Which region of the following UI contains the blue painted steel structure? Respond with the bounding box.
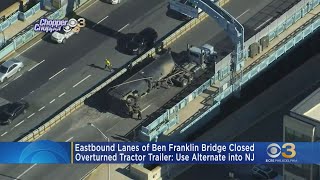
[139,0,320,142]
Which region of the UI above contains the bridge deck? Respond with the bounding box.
[161,4,320,140]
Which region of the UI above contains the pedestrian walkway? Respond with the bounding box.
[3,9,47,40]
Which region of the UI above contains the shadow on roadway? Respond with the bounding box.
[0,174,21,180]
[112,134,131,142]
[165,6,190,21]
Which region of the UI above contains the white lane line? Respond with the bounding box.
[50,99,56,104]
[93,15,109,27]
[14,74,22,80]
[28,60,45,72]
[2,83,9,88]
[14,120,24,128]
[49,68,66,80]
[1,132,7,136]
[118,24,129,32]
[27,113,35,119]
[65,137,74,142]
[58,92,66,98]
[236,9,250,19]
[77,0,99,14]
[38,106,46,111]
[16,164,37,179]
[73,75,91,88]
[142,105,151,112]
[254,17,273,31]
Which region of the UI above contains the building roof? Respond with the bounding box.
[291,87,320,122]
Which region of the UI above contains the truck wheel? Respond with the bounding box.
[126,96,135,106]
[62,39,66,44]
[188,75,194,83]
[180,78,188,87]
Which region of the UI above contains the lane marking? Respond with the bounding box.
[38,106,45,111]
[50,99,56,104]
[118,24,129,32]
[65,137,74,142]
[236,9,250,19]
[142,105,151,112]
[14,74,22,80]
[254,17,273,31]
[16,164,37,179]
[2,83,9,88]
[93,15,109,27]
[27,113,35,119]
[49,68,66,80]
[14,120,24,128]
[28,60,45,72]
[77,0,99,14]
[73,75,91,88]
[1,132,7,136]
[58,92,66,98]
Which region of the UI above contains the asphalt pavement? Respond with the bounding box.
[0,0,184,141]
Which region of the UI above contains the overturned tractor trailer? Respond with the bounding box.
[107,44,217,117]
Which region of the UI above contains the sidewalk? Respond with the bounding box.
[3,9,47,41]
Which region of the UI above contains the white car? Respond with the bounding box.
[0,59,24,82]
[51,28,78,44]
[107,0,121,4]
[251,165,278,179]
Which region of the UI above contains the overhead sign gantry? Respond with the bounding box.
[169,0,245,87]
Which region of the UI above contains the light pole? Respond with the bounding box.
[88,123,110,180]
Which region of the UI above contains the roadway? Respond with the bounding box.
[0,0,301,179]
[0,0,184,141]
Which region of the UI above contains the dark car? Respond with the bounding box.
[0,101,29,125]
[126,28,158,55]
[251,165,278,179]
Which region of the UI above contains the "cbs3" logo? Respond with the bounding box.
[267,143,296,159]
[63,18,86,33]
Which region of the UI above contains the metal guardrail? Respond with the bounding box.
[139,0,320,141]
[18,0,230,142]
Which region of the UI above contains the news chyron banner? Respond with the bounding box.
[0,140,318,164]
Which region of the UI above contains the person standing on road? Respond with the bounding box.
[104,58,112,71]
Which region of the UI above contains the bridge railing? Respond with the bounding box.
[139,0,320,142]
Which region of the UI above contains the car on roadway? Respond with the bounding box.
[0,101,29,125]
[251,165,278,179]
[51,27,79,44]
[0,59,24,83]
[125,28,158,55]
[106,0,121,4]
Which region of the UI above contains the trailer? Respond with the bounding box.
[107,44,217,118]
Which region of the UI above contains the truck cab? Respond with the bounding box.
[188,44,217,66]
[169,0,217,19]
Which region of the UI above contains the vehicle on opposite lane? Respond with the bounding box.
[0,101,29,125]
[51,27,80,44]
[125,28,158,55]
[0,59,24,83]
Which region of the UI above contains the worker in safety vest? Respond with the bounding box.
[104,59,112,71]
